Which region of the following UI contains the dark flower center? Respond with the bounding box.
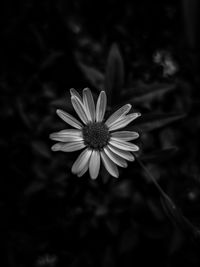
[82,122,110,149]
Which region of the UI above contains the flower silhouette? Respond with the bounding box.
[50,88,140,179]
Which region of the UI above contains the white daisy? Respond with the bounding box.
[50,88,141,179]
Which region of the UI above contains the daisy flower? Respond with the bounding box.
[50,88,141,179]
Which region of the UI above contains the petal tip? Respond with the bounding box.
[90,174,98,180]
[71,95,81,102]
[56,109,61,114]
[134,145,140,151]
[51,144,58,151]
[135,132,140,138]
[70,88,75,95]
[71,166,77,174]
[49,133,54,139]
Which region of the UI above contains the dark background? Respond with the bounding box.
[1,0,200,266]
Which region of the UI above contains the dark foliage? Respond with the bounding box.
[1,0,200,266]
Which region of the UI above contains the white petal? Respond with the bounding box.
[51,141,86,152]
[89,150,100,179]
[56,109,83,129]
[105,104,132,127]
[77,161,89,177]
[104,146,127,168]
[71,96,88,124]
[110,138,139,151]
[72,148,92,174]
[109,112,141,131]
[96,91,107,122]
[100,151,119,178]
[111,131,139,141]
[108,144,135,161]
[70,88,82,102]
[83,88,96,122]
[49,129,83,142]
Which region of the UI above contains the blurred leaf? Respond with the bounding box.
[95,205,108,217]
[138,157,200,241]
[50,96,73,111]
[36,115,53,134]
[140,147,179,163]
[102,246,115,267]
[113,180,132,198]
[78,62,104,89]
[105,43,124,102]
[16,98,32,129]
[161,195,200,241]
[129,82,176,104]
[42,83,56,99]
[133,113,186,132]
[30,24,46,51]
[24,181,45,197]
[32,162,46,179]
[147,199,164,221]
[142,163,161,182]
[119,228,138,253]
[168,229,184,255]
[105,219,119,236]
[32,141,51,159]
[39,51,64,70]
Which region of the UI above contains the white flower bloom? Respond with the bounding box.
[50,88,141,179]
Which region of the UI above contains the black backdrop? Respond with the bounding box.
[1,1,200,266]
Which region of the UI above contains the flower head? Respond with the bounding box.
[50,88,141,179]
